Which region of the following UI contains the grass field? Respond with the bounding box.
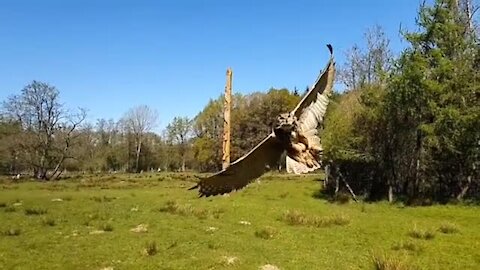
[1,173,479,270]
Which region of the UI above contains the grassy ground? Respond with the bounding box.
[0,173,479,270]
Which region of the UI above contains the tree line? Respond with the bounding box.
[0,0,478,203]
[0,82,300,178]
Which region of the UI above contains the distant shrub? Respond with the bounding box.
[255,226,277,239]
[0,202,6,208]
[4,206,15,213]
[82,220,92,227]
[372,253,416,270]
[438,222,459,234]
[100,223,114,232]
[207,242,219,250]
[2,228,21,236]
[281,210,350,227]
[408,226,435,240]
[158,200,223,219]
[25,207,47,215]
[91,195,115,203]
[61,196,72,201]
[41,217,56,227]
[392,241,424,253]
[144,241,158,256]
[282,210,308,226]
[423,230,435,240]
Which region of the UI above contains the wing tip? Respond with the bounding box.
[326,44,333,55]
[187,184,198,191]
[188,184,208,198]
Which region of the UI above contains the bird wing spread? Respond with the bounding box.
[288,45,335,171]
[191,133,284,197]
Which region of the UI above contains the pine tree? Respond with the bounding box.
[386,0,479,202]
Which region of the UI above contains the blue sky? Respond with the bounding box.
[0,0,422,131]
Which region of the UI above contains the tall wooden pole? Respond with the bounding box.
[222,68,233,170]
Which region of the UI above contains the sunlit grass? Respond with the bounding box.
[281,210,350,227]
[41,217,56,227]
[24,207,48,215]
[0,172,478,269]
[438,222,460,234]
[408,226,435,240]
[371,252,416,270]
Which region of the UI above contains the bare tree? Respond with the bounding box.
[338,44,364,89]
[1,81,86,180]
[365,24,392,84]
[456,0,480,37]
[122,105,158,173]
[338,25,392,90]
[96,118,119,146]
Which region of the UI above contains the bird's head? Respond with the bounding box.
[273,113,297,134]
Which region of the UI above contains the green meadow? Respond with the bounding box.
[1,173,479,270]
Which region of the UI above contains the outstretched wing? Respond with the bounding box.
[190,133,284,197]
[287,44,335,172]
[292,44,335,124]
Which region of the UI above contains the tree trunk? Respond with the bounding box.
[135,138,142,173]
[388,185,394,202]
[334,172,340,194]
[36,167,48,180]
[181,154,186,172]
[456,176,472,200]
[324,164,330,188]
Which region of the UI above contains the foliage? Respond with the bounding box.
[191,89,300,171]
[384,0,479,202]
[0,121,24,174]
[324,0,480,203]
[165,116,192,172]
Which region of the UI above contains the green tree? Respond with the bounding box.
[385,0,479,201]
[191,89,300,171]
[192,98,223,171]
[0,119,24,175]
[325,0,479,203]
[166,116,192,172]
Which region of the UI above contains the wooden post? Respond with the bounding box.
[222,68,233,170]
